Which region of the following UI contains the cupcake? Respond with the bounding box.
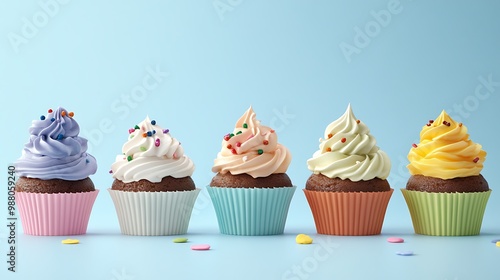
[207,106,296,236]
[108,117,200,236]
[304,104,393,236]
[402,110,491,236]
[14,107,99,236]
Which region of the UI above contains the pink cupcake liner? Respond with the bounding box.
[16,190,99,236]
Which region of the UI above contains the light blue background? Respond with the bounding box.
[1,0,500,279]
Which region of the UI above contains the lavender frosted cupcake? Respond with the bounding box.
[14,107,99,236]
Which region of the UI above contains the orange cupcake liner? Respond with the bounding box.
[304,189,393,236]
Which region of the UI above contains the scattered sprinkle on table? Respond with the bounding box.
[491,239,500,243]
[396,251,413,256]
[191,244,210,251]
[387,237,404,243]
[296,234,313,244]
[173,238,188,243]
[496,241,500,247]
[61,239,79,245]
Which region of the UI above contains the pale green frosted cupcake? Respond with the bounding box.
[402,110,491,236]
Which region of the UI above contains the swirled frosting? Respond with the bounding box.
[407,110,486,179]
[111,117,194,183]
[14,107,97,180]
[307,104,391,181]
[212,106,291,178]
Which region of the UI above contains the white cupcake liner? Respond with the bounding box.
[16,190,99,236]
[206,185,297,236]
[108,188,200,236]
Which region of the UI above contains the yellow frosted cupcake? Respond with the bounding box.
[402,110,491,236]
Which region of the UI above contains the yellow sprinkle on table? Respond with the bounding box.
[296,234,313,244]
[61,239,80,245]
[496,241,500,247]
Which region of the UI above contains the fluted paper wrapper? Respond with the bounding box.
[16,190,99,236]
[401,189,491,236]
[108,189,200,236]
[206,185,296,236]
[304,189,393,236]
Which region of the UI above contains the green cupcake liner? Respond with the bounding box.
[206,185,296,236]
[401,189,491,236]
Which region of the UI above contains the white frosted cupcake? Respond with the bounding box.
[108,117,200,236]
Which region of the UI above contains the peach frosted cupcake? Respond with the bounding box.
[304,104,393,235]
[402,110,491,236]
[207,106,296,235]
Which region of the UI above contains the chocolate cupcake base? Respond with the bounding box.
[306,174,390,192]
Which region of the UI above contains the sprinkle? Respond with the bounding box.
[459,123,463,127]
[326,147,332,152]
[341,137,346,143]
[429,120,434,123]
[40,115,46,120]
[412,143,418,148]
[328,133,333,139]
[127,155,133,161]
[231,148,237,155]
[243,156,248,162]
[109,170,113,174]
[473,157,480,163]
[396,251,413,256]
[151,120,156,125]
[51,118,55,122]
[173,238,188,243]
[426,123,431,126]
[224,134,231,141]
[128,128,135,134]
[387,237,404,243]
[236,142,241,147]
[191,244,210,251]
[86,159,89,164]
[173,153,178,159]
[142,133,147,138]
[153,130,156,134]
[270,130,275,133]
[155,139,160,147]
[296,234,313,244]
[243,123,248,128]
[236,131,242,135]
[227,144,232,149]
[490,239,500,243]
[61,239,79,245]
[443,121,450,126]
[163,129,169,134]
[129,135,134,139]
[147,131,153,137]
[140,146,147,151]
[257,149,263,155]
[135,125,140,130]
[48,109,53,113]
[230,133,234,138]
[496,241,500,247]
[56,134,64,140]
[263,140,269,145]
[68,112,74,117]
[356,120,360,124]
[61,111,67,117]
